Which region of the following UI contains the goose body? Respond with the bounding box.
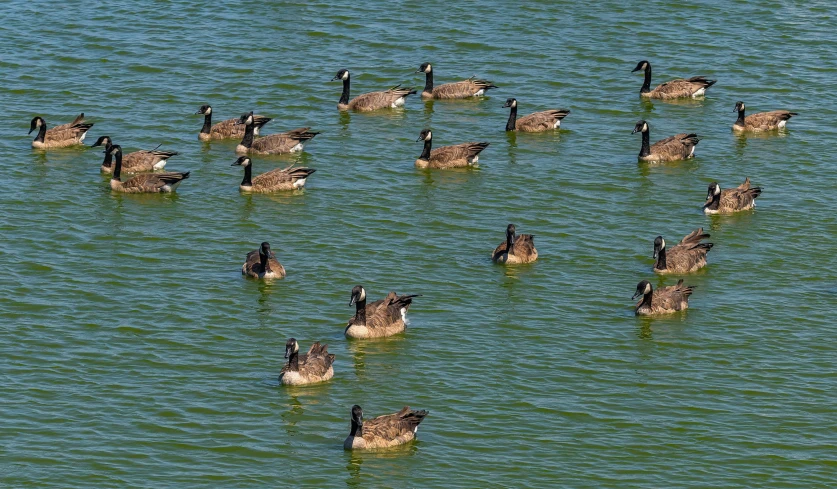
[333,69,416,111]
[492,224,538,264]
[653,228,713,274]
[279,338,335,386]
[345,285,420,339]
[29,116,94,149]
[503,98,569,132]
[416,63,497,99]
[704,178,762,214]
[732,102,797,132]
[232,156,315,192]
[92,136,177,173]
[633,279,694,316]
[633,120,699,162]
[632,60,716,99]
[242,242,286,279]
[415,129,489,169]
[107,145,189,193]
[344,405,428,450]
[196,105,271,141]
[235,112,318,155]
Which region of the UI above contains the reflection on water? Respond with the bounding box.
[347,336,406,381]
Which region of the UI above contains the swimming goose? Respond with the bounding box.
[345,285,420,339]
[29,116,94,149]
[241,241,286,279]
[279,338,335,386]
[631,60,716,99]
[332,69,417,111]
[632,120,700,162]
[416,63,498,99]
[108,145,190,193]
[503,98,570,132]
[415,129,489,169]
[344,405,429,450]
[492,224,538,264]
[632,279,694,316]
[235,112,319,155]
[703,178,762,214]
[92,136,178,174]
[732,102,797,132]
[653,228,713,274]
[196,105,272,141]
[231,156,315,192]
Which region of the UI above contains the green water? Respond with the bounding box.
[2,1,836,487]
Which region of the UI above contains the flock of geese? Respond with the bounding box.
[28,60,797,450]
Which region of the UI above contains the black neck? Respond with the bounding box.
[350,420,362,437]
[640,290,653,309]
[655,248,667,270]
[506,232,515,250]
[355,298,367,325]
[639,130,650,157]
[112,152,123,181]
[339,77,351,105]
[705,193,720,210]
[736,107,746,125]
[259,250,271,272]
[200,113,212,134]
[101,147,113,168]
[423,71,434,93]
[34,123,47,143]
[240,123,255,148]
[241,164,253,187]
[287,351,299,371]
[505,106,518,131]
[419,139,432,160]
[641,66,652,93]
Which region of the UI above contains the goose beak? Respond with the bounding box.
[349,292,359,306]
[416,136,423,142]
[632,128,639,134]
[195,110,203,114]
[284,347,291,359]
[631,67,640,73]
[631,291,642,300]
[331,75,340,81]
[231,161,239,166]
[653,250,658,259]
[28,128,34,135]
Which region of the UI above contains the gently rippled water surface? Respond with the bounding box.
[2,1,836,487]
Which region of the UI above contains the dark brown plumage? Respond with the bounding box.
[196,105,272,141]
[235,112,319,155]
[492,223,538,264]
[92,136,177,173]
[344,405,429,450]
[633,120,700,162]
[633,279,694,316]
[345,285,420,339]
[732,101,797,132]
[704,178,762,214]
[279,338,335,386]
[415,129,489,169]
[242,242,286,279]
[503,98,569,132]
[333,69,416,111]
[416,63,497,99]
[653,228,713,274]
[632,60,716,99]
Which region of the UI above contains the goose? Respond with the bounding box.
[235,112,319,155]
[653,228,713,274]
[91,136,178,174]
[345,285,420,339]
[332,69,416,111]
[29,116,94,149]
[492,224,538,264]
[704,178,762,214]
[107,145,190,193]
[344,405,429,450]
[241,241,286,279]
[632,120,700,162]
[732,101,798,132]
[279,338,335,386]
[231,156,315,192]
[631,60,716,99]
[415,129,489,169]
[632,279,694,316]
[415,63,498,99]
[196,105,272,141]
[503,98,570,132]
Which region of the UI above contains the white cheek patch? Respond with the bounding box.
[359,289,366,301]
[342,72,349,80]
[643,123,648,132]
[660,238,666,249]
[645,284,652,294]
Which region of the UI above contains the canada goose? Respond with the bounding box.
[235,112,319,155]
[29,116,94,149]
[279,338,335,386]
[332,69,417,111]
[345,285,420,339]
[631,60,716,99]
[502,98,570,132]
[196,105,272,141]
[704,178,762,214]
[732,101,798,132]
[492,224,538,264]
[241,241,286,279]
[415,129,489,169]
[653,228,713,274]
[632,120,700,162]
[415,63,498,99]
[91,136,178,174]
[107,145,190,193]
[344,405,429,450]
[231,156,315,192]
[632,279,694,316]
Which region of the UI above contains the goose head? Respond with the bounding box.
[235,111,255,126]
[332,69,350,81]
[196,104,212,115]
[706,182,721,202]
[231,156,252,167]
[351,405,364,427]
[734,101,745,113]
[284,338,299,359]
[90,135,113,148]
[416,62,432,74]
[632,120,649,134]
[416,129,432,142]
[506,223,517,245]
[632,280,653,300]
[632,60,650,73]
[349,285,366,306]
[502,98,518,109]
[28,117,45,134]
[653,236,666,259]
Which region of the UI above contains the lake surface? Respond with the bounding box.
[2,1,836,487]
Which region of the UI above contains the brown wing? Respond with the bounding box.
[515,110,570,132]
[743,111,796,130]
[121,172,189,192]
[492,241,509,261]
[666,230,712,272]
[252,167,315,191]
[654,280,694,311]
[677,228,710,247]
[44,122,94,143]
[362,406,428,442]
[349,87,416,111]
[431,79,496,99]
[251,128,318,154]
[650,133,699,160]
[299,342,335,377]
[651,77,715,98]
[720,179,762,211]
[365,292,419,332]
[120,150,177,172]
[213,115,272,139]
[51,113,85,131]
[511,234,537,259]
[429,142,490,166]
